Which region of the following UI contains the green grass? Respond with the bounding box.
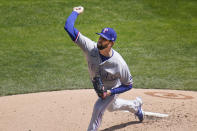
[0,0,197,96]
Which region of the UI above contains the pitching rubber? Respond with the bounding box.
[143,111,168,118]
[123,110,169,118]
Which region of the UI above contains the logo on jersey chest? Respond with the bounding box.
[101,72,117,81]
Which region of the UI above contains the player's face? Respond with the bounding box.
[97,36,110,50]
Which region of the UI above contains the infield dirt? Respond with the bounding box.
[0,89,197,131]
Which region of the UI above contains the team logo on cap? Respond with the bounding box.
[103,28,108,33]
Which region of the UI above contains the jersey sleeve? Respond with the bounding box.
[110,84,132,95]
[75,33,96,53]
[119,64,133,85]
[64,11,96,53]
[64,11,79,41]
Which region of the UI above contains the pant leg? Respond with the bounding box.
[107,97,142,113]
[87,95,116,131]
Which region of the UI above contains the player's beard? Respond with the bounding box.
[97,43,108,50]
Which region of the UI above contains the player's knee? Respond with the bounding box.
[94,102,105,113]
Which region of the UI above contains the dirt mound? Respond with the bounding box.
[0,89,197,131]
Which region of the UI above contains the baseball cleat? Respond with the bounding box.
[135,107,144,122]
[135,97,144,122]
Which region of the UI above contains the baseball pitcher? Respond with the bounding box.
[64,6,144,131]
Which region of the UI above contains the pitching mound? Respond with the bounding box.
[0,89,197,131]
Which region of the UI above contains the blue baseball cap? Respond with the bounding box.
[96,28,117,42]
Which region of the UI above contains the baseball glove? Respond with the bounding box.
[92,77,107,99]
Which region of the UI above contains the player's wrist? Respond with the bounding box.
[72,11,79,15]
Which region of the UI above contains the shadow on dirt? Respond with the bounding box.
[101,121,141,131]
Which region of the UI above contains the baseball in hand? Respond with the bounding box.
[73,6,84,14]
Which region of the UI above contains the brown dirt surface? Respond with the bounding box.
[0,89,197,131]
